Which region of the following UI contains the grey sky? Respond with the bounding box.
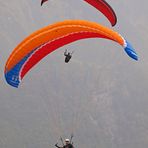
[0,0,148,148]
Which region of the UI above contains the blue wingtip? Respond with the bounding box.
[124,40,138,61]
[5,73,20,88]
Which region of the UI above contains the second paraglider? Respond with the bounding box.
[41,0,117,26]
[5,20,138,88]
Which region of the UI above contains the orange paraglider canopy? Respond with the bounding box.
[5,20,138,88]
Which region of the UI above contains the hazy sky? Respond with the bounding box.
[0,1,148,148]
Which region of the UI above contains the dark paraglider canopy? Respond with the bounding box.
[41,0,48,6]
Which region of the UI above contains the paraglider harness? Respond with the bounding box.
[64,50,74,63]
[55,134,74,148]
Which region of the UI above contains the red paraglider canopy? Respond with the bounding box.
[84,0,117,26]
[41,0,117,26]
[41,0,48,6]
